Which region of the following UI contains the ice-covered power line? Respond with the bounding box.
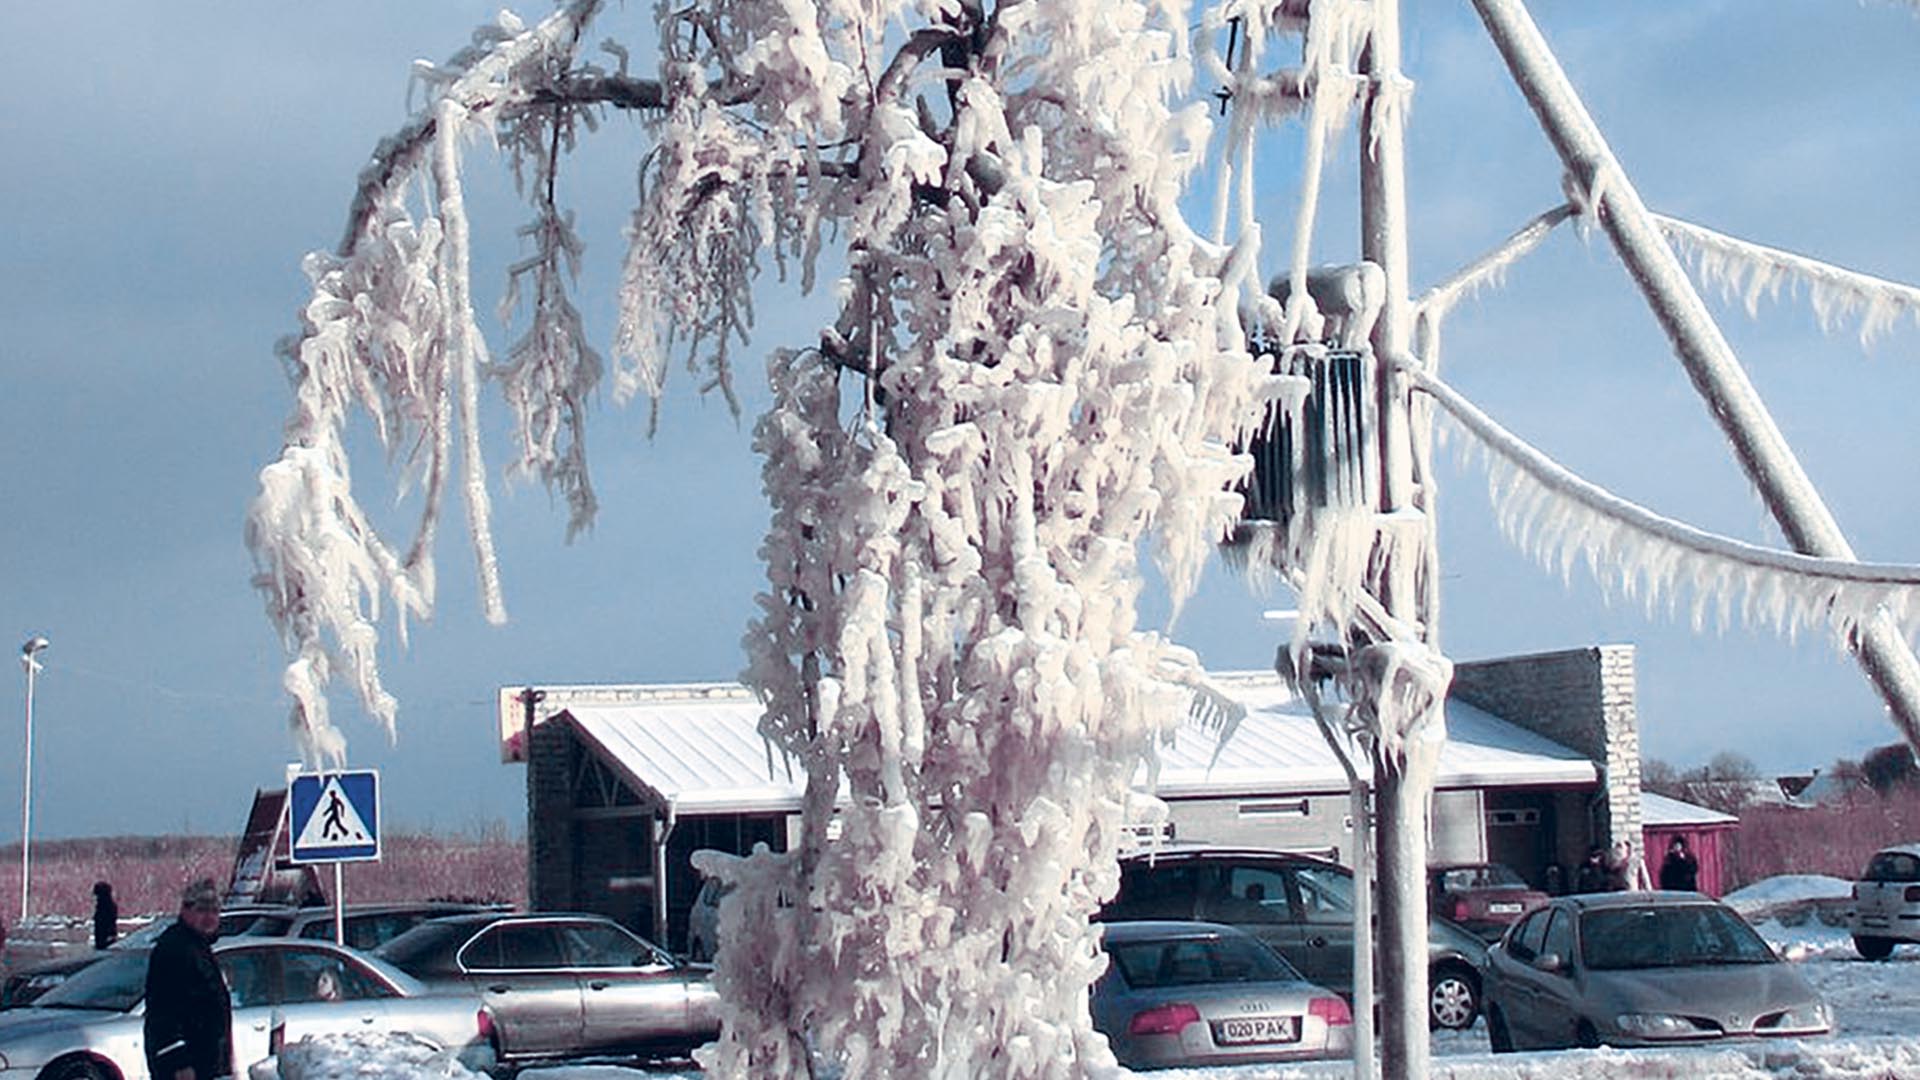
[1414,367,1920,643]
[1657,215,1920,347]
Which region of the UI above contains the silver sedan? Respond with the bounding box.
[1092,921,1354,1069]
[373,913,719,1066]
[0,938,486,1080]
[1483,891,1831,1051]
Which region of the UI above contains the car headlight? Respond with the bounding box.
[1614,1013,1708,1038]
[1764,1002,1833,1033]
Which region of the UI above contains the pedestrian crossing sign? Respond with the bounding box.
[289,770,381,863]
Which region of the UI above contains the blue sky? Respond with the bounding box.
[2,1,1917,841]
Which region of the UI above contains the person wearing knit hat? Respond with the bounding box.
[143,877,233,1080]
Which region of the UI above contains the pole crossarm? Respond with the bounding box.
[1415,202,1576,330]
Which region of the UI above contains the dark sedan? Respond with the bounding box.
[373,912,719,1065]
[1483,891,1831,1051]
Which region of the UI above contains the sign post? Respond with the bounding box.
[288,770,381,946]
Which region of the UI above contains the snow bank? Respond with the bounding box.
[1724,875,1854,911]
[264,1033,484,1080]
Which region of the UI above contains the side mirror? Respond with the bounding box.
[1533,952,1567,974]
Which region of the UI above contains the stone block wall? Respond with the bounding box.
[526,718,574,912]
[1450,644,1642,850]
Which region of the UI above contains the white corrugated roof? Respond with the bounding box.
[1150,672,1597,797]
[554,673,1597,816]
[1641,790,1738,827]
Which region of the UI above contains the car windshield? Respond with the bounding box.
[1863,851,1920,883]
[1109,934,1300,989]
[1580,905,1775,970]
[35,950,150,1012]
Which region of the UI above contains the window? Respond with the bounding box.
[280,949,392,1003]
[1539,910,1574,968]
[1108,934,1297,990]
[1864,851,1920,884]
[1506,910,1548,962]
[1219,866,1292,924]
[1291,866,1356,924]
[466,924,566,970]
[219,951,276,1009]
[1580,906,1774,970]
[560,921,660,968]
[1110,863,1201,920]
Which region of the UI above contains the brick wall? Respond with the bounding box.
[1450,645,1642,850]
[526,719,574,911]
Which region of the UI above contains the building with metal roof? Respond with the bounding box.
[504,645,1644,951]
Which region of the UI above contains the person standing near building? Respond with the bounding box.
[145,878,232,1080]
[1573,846,1608,893]
[1659,835,1700,892]
[92,882,119,949]
[1606,838,1653,891]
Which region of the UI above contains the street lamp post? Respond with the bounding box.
[20,635,48,924]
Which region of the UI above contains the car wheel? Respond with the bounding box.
[1428,964,1479,1030]
[1486,1007,1514,1054]
[1854,935,1895,961]
[42,1058,113,1080]
[1575,1020,1601,1049]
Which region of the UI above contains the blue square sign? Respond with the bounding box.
[289,770,381,863]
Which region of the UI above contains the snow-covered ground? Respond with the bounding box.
[270,882,1920,1080]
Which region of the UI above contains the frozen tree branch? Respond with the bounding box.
[1657,214,1920,346]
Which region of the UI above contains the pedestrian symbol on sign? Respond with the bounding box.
[289,771,380,863]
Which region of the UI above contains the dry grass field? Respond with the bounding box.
[0,827,525,928]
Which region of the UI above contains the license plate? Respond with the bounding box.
[1213,1015,1301,1045]
[1489,902,1523,915]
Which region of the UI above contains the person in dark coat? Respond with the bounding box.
[144,878,232,1080]
[1659,835,1701,892]
[1572,846,1608,893]
[92,881,119,949]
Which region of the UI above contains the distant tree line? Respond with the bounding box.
[1645,743,1920,814]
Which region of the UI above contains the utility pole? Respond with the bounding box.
[1359,0,1446,1075]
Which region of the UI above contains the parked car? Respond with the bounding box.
[1848,843,1920,960]
[1428,862,1549,941]
[0,937,486,1080]
[1482,891,1831,1051]
[1097,847,1489,1029]
[2,905,290,1011]
[373,912,719,1065]
[1092,921,1352,1069]
[235,901,505,951]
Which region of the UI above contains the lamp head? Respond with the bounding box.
[22,636,50,657]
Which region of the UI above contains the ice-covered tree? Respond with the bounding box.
[247,0,1288,1075]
